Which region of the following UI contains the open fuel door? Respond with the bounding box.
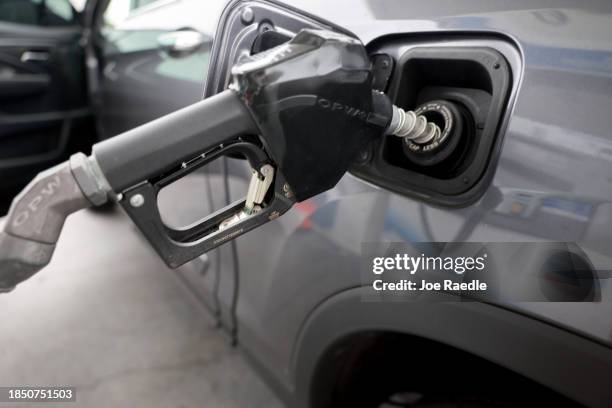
[203,0,357,97]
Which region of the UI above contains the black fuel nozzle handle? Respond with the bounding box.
[0,89,260,292]
[87,29,398,270]
[0,90,257,291]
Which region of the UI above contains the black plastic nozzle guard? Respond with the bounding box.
[231,29,392,201]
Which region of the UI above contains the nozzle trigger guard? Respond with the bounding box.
[119,141,295,268]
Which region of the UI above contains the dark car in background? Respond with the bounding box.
[2,1,612,407]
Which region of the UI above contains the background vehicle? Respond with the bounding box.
[2,1,612,407]
[0,0,95,212]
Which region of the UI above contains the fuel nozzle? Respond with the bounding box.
[386,105,442,144]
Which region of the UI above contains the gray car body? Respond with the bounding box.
[91,1,612,406]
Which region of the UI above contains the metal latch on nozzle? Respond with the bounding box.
[219,164,275,230]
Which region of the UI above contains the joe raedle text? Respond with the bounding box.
[370,253,489,293]
[372,279,487,292]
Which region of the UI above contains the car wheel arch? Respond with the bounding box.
[290,287,612,408]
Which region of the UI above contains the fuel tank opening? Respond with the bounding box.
[351,42,513,205]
